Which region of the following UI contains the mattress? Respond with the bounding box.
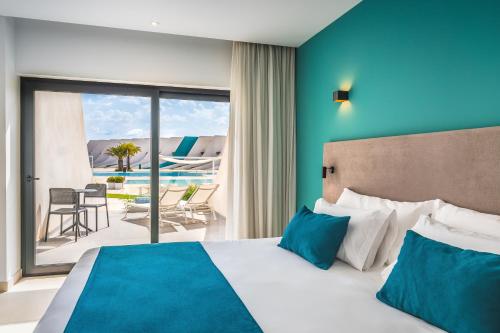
[35,238,444,333]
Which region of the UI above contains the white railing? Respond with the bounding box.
[159,155,221,175]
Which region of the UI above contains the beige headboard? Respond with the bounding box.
[323,126,500,215]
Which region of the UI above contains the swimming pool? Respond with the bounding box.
[93,171,211,177]
[93,170,214,186]
[125,179,213,186]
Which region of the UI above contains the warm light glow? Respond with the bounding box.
[151,21,160,27]
[338,101,352,113]
[340,80,353,91]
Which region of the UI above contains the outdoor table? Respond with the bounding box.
[61,188,97,236]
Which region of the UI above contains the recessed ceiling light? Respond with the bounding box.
[151,21,159,27]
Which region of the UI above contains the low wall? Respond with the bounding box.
[209,139,227,217]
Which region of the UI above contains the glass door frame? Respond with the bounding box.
[21,77,229,276]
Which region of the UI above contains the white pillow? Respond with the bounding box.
[381,214,500,282]
[434,203,500,239]
[314,198,393,271]
[336,188,440,265]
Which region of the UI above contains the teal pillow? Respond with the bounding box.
[278,206,349,269]
[377,230,500,333]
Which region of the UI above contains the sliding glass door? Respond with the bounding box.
[21,78,229,276]
[157,93,229,242]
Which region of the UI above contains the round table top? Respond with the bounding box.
[74,188,98,193]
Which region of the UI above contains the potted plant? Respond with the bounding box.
[107,176,125,190]
[106,176,116,190]
[114,176,125,189]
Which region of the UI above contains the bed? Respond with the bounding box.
[35,126,500,333]
[35,238,443,333]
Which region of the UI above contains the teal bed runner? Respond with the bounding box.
[65,242,262,333]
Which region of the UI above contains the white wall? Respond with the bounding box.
[34,92,93,240]
[0,16,21,289]
[15,19,233,89]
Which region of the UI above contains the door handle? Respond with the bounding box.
[26,175,40,182]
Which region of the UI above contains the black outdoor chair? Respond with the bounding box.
[45,188,88,242]
[80,183,110,231]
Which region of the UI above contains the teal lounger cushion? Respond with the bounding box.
[278,206,349,269]
[134,196,150,204]
[377,230,500,333]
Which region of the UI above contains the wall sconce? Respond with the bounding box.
[333,90,349,103]
[322,166,335,178]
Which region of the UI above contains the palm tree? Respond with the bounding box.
[121,142,142,171]
[106,145,128,171]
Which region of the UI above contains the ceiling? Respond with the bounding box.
[0,0,360,47]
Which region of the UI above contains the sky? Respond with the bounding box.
[82,93,230,141]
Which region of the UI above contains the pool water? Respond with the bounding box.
[93,171,211,177]
[126,179,213,185]
[93,170,214,186]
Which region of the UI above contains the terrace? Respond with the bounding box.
[34,91,229,267]
[37,193,226,265]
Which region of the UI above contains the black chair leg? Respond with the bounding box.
[75,213,80,242]
[105,204,110,227]
[85,211,88,236]
[45,213,51,242]
[95,207,99,231]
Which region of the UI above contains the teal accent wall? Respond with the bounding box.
[296,0,500,208]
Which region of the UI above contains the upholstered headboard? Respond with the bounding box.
[323,126,500,215]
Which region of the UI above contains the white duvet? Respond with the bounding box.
[35,238,443,333]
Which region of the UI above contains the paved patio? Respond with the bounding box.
[36,198,225,265]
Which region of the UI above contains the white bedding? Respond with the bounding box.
[35,238,443,333]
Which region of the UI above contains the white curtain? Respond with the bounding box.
[227,42,296,239]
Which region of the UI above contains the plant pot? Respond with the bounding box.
[107,182,115,190]
[115,182,124,190]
